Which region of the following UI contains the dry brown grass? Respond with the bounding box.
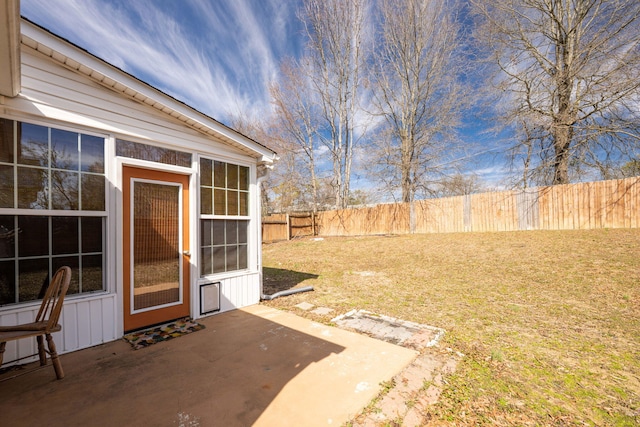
[262,229,640,426]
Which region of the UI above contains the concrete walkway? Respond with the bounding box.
[0,305,416,427]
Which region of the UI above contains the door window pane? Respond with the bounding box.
[133,181,181,311]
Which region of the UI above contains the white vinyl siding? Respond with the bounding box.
[0,36,263,365]
[213,272,261,314]
[0,293,117,364]
[18,48,251,161]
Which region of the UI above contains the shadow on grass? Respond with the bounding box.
[262,267,318,295]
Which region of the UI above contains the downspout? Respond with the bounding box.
[256,161,314,301]
[262,286,314,300]
[256,163,270,302]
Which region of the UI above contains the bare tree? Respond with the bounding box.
[301,0,368,209]
[270,58,322,214]
[229,109,313,214]
[474,0,640,185]
[620,159,640,178]
[369,0,466,203]
[435,173,485,197]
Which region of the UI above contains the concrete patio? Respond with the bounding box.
[0,305,417,426]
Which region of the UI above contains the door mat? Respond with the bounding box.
[123,318,205,350]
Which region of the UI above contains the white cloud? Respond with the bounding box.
[21,0,299,124]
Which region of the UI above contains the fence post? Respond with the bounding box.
[463,194,472,232]
[312,211,317,236]
[410,201,416,234]
[286,213,291,241]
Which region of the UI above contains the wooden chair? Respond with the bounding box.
[0,266,72,380]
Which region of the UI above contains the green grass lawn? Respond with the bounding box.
[262,229,640,426]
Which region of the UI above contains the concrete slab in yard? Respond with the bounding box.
[294,301,315,311]
[0,305,416,427]
[333,309,445,349]
[310,306,334,316]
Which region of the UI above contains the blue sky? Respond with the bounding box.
[22,0,306,123]
[21,0,508,190]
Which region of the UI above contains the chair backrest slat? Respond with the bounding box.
[35,266,72,331]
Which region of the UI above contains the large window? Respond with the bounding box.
[199,159,249,276]
[0,119,106,306]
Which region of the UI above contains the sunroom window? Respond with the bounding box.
[0,119,106,306]
[116,139,191,167]
[199,159,249,276]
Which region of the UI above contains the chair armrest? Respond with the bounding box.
[0,321,49,332]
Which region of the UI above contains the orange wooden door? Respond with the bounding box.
[123,166,190,332]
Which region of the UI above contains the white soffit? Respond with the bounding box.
[19,18,276,163]
[0,0,21,97]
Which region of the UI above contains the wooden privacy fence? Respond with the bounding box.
[262,212,316,242]
[262,177,640,240]
[313,177,640,236]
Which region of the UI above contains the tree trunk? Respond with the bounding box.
[552,63,575,185]
[401,130,412,203]
[552,130,572,184]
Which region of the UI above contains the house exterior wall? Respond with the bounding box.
[0,42,263,364]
